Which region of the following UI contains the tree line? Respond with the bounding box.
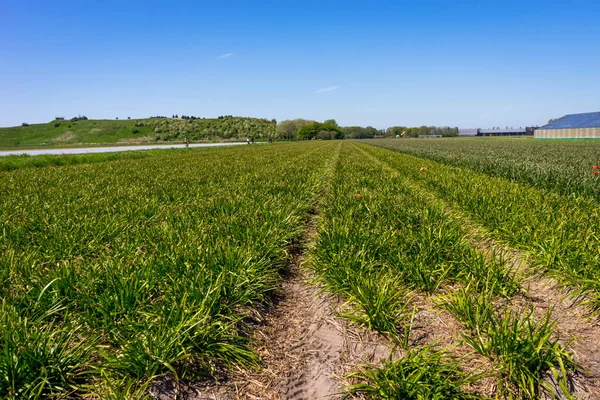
[146,117,276,141]
[276,119,458,140]
[385,126,458,137]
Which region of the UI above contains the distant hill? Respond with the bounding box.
[0,117,276,148]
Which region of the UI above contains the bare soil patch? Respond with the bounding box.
[52,131,76,142]
[408,293,497,397]
[117,135,155,144]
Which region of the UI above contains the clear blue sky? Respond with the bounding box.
[1,0,599,129]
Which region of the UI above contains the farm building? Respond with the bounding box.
[479,128,528,136]
[535,112,600,139]
[458,127,537,137]
[458,128,478,137]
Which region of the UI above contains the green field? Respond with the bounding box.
[362,137,600,199]
[0,117,275,148]
[0,149,185,172]
[2,140,600,399]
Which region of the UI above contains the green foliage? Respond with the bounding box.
[345,347,484,399]
[0,301,97,399]
[441,287,496,333]
[444,289,577,399]
[277,119,317,139]
[477,309,576,399]
[0,117,276,148]
[0,139,594,398]
[312,142,580,398]
[366,137,600,198]
[340,272,414,345]
[149,116,275,142]
[297,121,344,140]
[0,142,338,397]
[0,148,190,172]
[357,141,600,313]
[384,126,458,137]
[342,126,380,139]
[310,142,520,348]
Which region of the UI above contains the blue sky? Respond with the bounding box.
[1,0,599,129]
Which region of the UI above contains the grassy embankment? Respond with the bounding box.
[0,117,275,148]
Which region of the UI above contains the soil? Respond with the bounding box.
[419,182,600,398]
[451,224,600,398]
[442,203,600,398]
[178,222,394,400]
[51,131,76,142]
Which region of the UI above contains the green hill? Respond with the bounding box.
[0,117,276,148]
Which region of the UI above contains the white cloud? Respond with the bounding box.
[218,53,235,59]
[315,85,340,94]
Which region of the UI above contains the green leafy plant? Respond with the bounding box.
[345,347,485,399]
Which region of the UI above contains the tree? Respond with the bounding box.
[343,126,378,139]
[386,126,407,137]
[268,119,277,140]
[297,122,344,140]
[297,124,319,140]
[277,119,316,139]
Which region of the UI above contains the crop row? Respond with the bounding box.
[310,142,576,398]
[357,143,600,312]
[0,148,197,172]
[0,141,338,398]
[364,138,600,199]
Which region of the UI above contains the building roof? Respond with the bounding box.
[540,112,600,130]
[458,128,478,136]
[479,128,526,134]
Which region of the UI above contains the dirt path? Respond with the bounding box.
[231,253,391,400]
[154,231,377,400]
[162,142,388,399]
